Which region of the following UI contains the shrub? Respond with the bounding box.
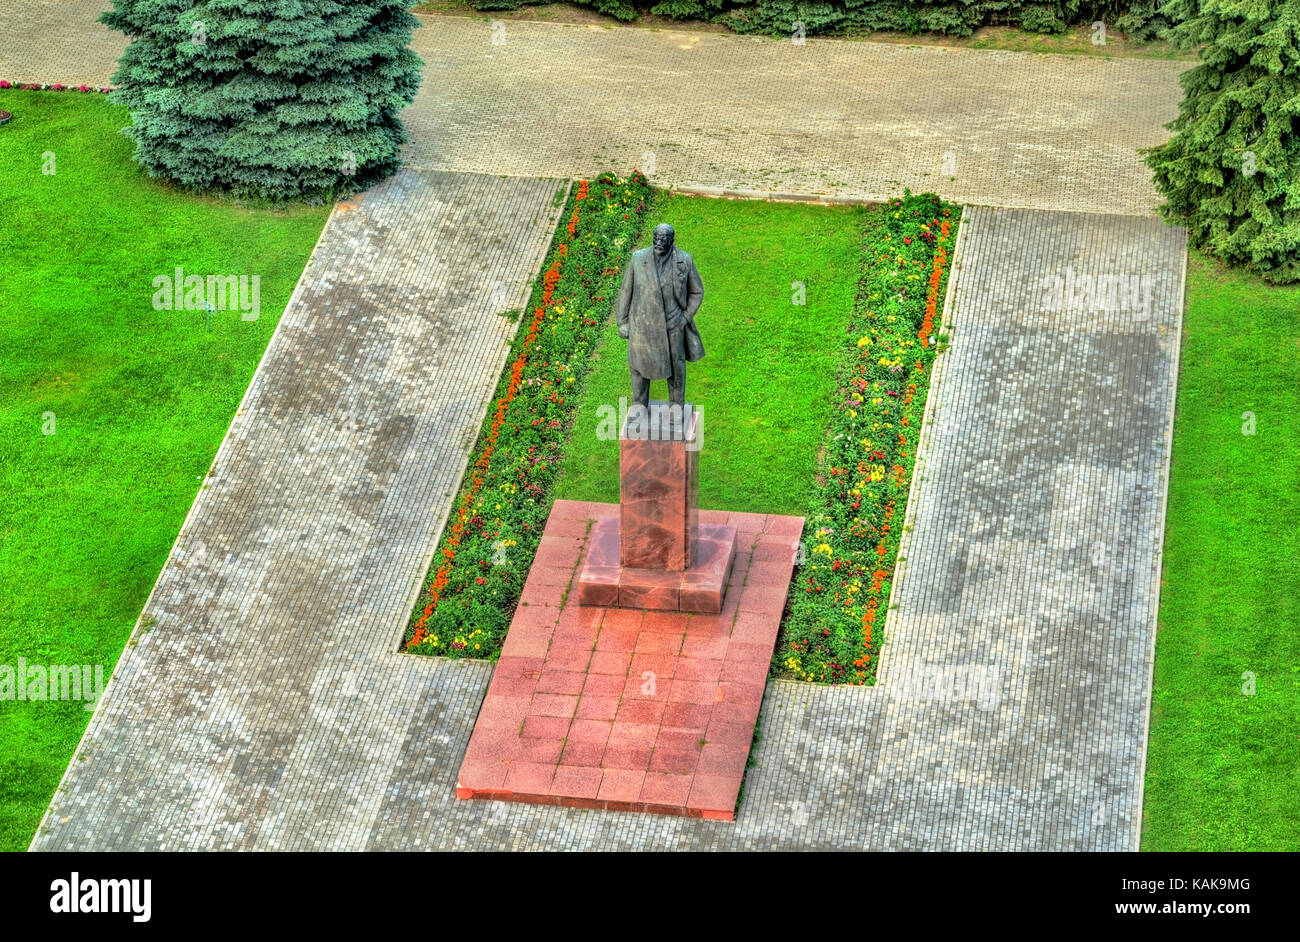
[1145,0,1299,284]
[100,0,423,201]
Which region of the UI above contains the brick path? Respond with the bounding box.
[0,0,124,88]
[32,205,1185,850]
[4,5,1184,215]
[405,17,1185,216]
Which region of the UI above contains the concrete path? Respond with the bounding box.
[30,168,567,850]
[32,205,1185,851]
[857,207,1186,849]
[4,4,1185,215]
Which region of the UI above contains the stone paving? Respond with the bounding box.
[3,4,1185,215]
[32,205,1186,851]
[29,168,567,851]
[0,0,124,88]
[406,17,1185,216]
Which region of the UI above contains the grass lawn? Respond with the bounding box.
[1141,250,1300,850]
[0,90,329,851]
[551,193,867,515]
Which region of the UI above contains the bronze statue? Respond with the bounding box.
[615,223,704,410]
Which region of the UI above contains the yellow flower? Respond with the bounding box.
[813,543,833,556]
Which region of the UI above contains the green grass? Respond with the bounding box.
[550,194,867,516]
[1141,250,1300,851]
[0,90,329,851]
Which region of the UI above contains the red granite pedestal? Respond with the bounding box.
[455,500,804,820]
[578,401,736,613]
[579,517,736,613]
[619,402,700,569]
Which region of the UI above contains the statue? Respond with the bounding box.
[615,223,704,412]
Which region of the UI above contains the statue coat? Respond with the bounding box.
[615,245,704,379]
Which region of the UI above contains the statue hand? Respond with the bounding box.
[618,325,629,339]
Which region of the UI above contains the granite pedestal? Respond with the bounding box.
[577,401,735,613]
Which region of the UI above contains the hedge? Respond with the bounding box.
[466,1,1178,40]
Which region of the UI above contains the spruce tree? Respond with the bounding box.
[1145,0,1299,283]
[101,0,423,201]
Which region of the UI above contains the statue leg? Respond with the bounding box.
[630,367,650,411]
[667,326,686,407]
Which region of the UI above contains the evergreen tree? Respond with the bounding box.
[1145,0,1299,283]
[101,0,423,201]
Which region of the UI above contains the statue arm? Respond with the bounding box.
[616,259,635,339]
[684,259,704,321]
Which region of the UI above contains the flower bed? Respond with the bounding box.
[0,80,112,93]
[774,193,960,685]
[404,170,652,656]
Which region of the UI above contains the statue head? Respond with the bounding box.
[652,223,675,257]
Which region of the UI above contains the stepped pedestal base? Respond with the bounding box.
[577,516,736,614]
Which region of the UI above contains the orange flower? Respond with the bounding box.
[410,194,591,649]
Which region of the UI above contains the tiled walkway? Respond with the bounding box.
[404,16,1185,215]
[3,4,1186,214]
[32,206,1186,850]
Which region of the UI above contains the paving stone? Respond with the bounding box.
[2,4,1186,215]
[456,500,801,820]
[399,17,1186,216]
